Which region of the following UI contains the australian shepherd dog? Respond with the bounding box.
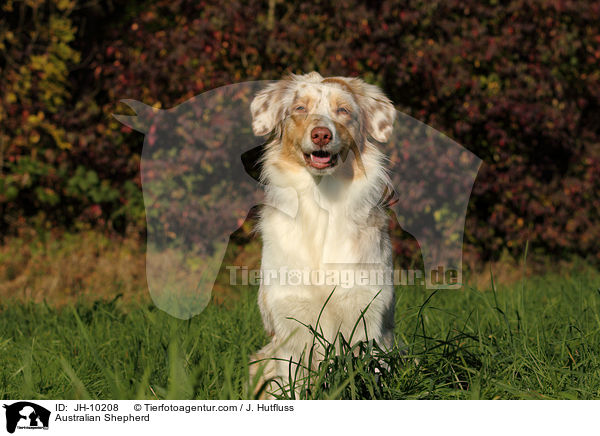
[249,72,397,396]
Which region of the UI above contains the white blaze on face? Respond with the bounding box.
[294,83,358,156]
[251,73,396,178]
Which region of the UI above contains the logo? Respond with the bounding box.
[3,402,50,434]
[114,81,481,319]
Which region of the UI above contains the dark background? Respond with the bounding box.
[1,0,599,274]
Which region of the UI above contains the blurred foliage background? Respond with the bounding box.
[1,0,599,282]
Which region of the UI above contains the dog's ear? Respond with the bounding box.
[341,78,396,143]
[251,81,291,136]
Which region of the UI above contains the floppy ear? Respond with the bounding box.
[250,81,291,136]
[343,78,396,143]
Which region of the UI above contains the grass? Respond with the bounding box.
[0,230,147,306]
[1,262,599,400]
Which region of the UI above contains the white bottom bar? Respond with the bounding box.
[0,400,592,435]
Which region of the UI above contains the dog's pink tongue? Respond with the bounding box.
[311,154,331,164]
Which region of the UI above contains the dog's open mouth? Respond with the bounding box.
[304,150,339,170]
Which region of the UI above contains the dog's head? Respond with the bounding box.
[251,72,395,177]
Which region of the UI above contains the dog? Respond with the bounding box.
[249,72,397,397]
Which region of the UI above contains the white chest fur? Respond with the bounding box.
[257,158,395,353]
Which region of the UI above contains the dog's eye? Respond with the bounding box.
[336,107,350,115]
[294,106,307,112]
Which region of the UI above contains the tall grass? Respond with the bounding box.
[1,263,599,399]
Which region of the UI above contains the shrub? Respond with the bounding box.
[2,0,599,263]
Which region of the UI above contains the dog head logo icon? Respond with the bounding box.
[3,402,50,433]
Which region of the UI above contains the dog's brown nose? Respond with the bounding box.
[311,127,332,147]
